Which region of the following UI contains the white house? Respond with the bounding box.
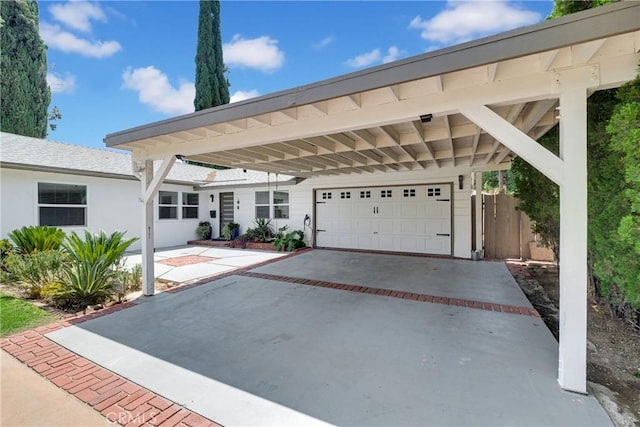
[0,132,300,249]
[1,132,470,257]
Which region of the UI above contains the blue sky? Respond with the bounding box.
[40,0,554,149]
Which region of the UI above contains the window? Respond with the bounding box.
[273,190,289,219]
[38,182,86,226]
[381,189,392,198]
[159,191,178,219]
[403,189,416,198]
[360,190,371,199]
[255,191,270,219]
[182,193,199,219]
[340,191,351,199]
[427,188,441,197]
[321,192,332,200]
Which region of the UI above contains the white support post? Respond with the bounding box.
[137,155,176,297]
[557,88,588,393]
[141,160,155,296]
[474,172,484,258]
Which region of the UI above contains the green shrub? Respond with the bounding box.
[274,226,306,252]
[252,218,275,242]
[3,250,67,298]
[62,230,138,266]
[114,263,142,294]
[0,239,13,260]
[53,231,138,310]
[8,226,65,255]
[57,259,117,311]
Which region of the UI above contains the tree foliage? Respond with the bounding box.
[598,75,640,309]
[549,0,612,18]
[0,0,50,138]
[511,127,560,258]
[513,0,639,317]
[194,0,229,111]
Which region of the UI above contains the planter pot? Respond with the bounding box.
[231,228,240,240]
[196,227,212,240]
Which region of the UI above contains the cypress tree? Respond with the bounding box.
[0,0,50,138]
[194,0,229,111]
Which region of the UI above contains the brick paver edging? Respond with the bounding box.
[1,329,220,427]
[240,271,541,317]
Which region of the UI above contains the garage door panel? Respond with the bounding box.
[315,185,452,255]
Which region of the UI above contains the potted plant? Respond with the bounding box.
[221,222,239,241]
[195,221,212,240]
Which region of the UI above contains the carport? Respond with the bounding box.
[47,250,612,426]
[104,2,640,394]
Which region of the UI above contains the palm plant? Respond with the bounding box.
[58,258,117,310]
[56,230,138,310]
[62,230,138,266]
[8,226,65,254]
[252,218,275,242]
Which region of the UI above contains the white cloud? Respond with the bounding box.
[121,66,195,115]
[49,1,106,33]
[410,0,541,45]
[40,22,121,58]
[313,36,334,49]
[345,49,381,68]
[223,35,284,72]
[382,46,403,63]
[230,90,260,103]
[47,72,77,94]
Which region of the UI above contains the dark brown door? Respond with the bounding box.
[219,192,234,233]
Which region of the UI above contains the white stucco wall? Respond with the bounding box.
[200,168,474,258]
[0,168,208,251]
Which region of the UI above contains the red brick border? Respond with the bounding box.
[240,271,540,317]
[1,328,220,427]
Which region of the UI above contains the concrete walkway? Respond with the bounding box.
[123,245,287,285]
[1,350,109,427]
[43,250,611,426]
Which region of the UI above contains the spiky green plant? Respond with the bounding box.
[58,258,117,310]
[8,226,65,254]
[62,230,138,266]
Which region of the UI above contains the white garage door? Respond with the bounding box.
[315,184,452,255]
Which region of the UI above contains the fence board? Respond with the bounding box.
[482,192,555,261]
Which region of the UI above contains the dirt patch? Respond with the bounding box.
[510,261,640,426]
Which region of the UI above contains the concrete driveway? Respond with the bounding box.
[47,250,611,426]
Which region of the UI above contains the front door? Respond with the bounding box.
[219,192,234,236]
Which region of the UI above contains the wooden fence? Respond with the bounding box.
[479,192,554,261]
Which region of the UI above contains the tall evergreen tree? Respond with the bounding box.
[0,0,50,138]
[194,0,229,111]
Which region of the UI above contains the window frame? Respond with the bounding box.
[182,192,200,219]
[255,191,270,219]
[273,190,289,219]
[158,191,179,220]
[37,181,87,227]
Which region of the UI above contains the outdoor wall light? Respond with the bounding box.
[420,114,433,123]
[210,194,215,202]
[458,175,464,190]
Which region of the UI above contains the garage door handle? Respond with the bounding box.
[316,201,326,204]
[436,199,450,202]
[436,233,450,236]
[316,229,326,233]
